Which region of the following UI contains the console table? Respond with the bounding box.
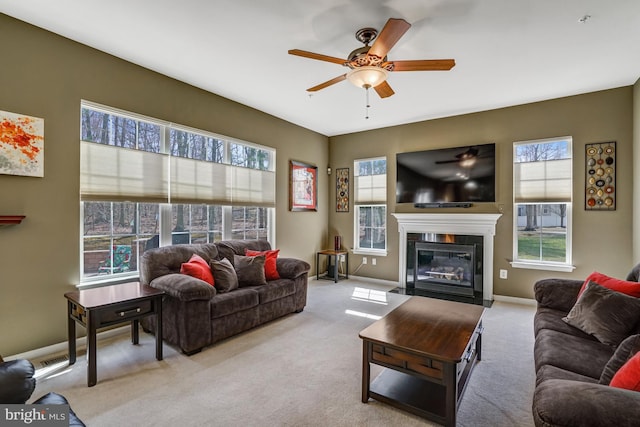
[316,249,349,283]
[65,282,164,387]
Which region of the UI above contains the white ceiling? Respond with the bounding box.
[2,0,639,137]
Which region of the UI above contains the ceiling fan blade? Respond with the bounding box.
[390,59,456,71]
[288,49,347,66]
[374,81,395,98]
[367,18,411,60]
[307,74,347,92]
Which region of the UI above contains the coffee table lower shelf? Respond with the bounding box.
[369,364,477,425]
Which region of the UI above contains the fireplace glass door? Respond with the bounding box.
[414,242,475,297]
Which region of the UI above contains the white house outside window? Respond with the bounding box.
[512,136,574,272]
[80,101,275,285]
[353,157,387,255]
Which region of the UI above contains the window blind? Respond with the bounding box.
[80,141,169,203]
[81,142,275,207]
[514,158,572,203]
[354,158,387,204]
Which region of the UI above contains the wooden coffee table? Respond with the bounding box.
[360,296,484,426]
[65,282,164,387]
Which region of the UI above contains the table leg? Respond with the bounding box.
[67,301,76,365]
[443,362,458,427]
[334,255,339,283]
[345,253,349,279]
[476,322,483,361]
[131,319,139,344]
[155,296,163,361]
[316,252,320,281]
[361,340,370,403]
[87,312,97,387]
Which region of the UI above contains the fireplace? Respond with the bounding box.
[391,213,501,306]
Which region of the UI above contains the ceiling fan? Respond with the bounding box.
[288,18,455,99]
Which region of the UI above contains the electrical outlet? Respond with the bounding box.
[362,257,367,265]
[499,269,508,279]
[372,258,376,266]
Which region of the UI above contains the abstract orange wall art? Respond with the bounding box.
[0,110,44,177]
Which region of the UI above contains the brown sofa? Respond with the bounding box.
[139,240,310,355]
[532,264,640,426]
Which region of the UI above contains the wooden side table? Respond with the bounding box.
[65,282,164,387]
[316,250,349,283]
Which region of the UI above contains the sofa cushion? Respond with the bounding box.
[600,334,640,385]
[216,240,272,264]
[140,243,218,284]
[536,364,598,387]
[534,329,613,378]
[534,307,593,339]
[0,359,35,404]
[234,255,267,287]
[578,271,640,298]
[563,281,640,346]
[210,288,259,319]
[180,254,214,286]
[245,248,280,280]
[610,352,640,391]
[254,279,296,304]
[210,258,238,293]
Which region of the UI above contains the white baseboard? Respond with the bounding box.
[5,326,129,362]
[493,294,537,306]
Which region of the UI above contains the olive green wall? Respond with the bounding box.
[0,14,328,356]
[329,87,634,299]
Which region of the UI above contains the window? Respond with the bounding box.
[80,101,276,284]
[353,157,387,255]
[512,137,574,272]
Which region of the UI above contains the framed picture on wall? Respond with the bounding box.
[289,160,318,211]
[585,141,616,210]
[336,167,349,212]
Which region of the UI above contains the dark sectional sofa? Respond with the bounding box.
[532,264,640,426]
[140,240,310,355]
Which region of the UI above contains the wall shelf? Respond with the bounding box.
[0,215,26,225]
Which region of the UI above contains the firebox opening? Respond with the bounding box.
[400,233,485,305]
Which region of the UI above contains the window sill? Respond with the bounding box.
[78,273,140,289]
[510,261,576,273]
[352,249,387,257]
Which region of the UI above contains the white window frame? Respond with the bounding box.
[353,157,387,256]
[79,101,276,286]
[511,136,575,272]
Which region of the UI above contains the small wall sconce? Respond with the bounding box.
[327,166,332,175]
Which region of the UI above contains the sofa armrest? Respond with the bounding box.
[277,258,311,280]
[533,379,640,427]
[0,359,35,404]
[150,273,216,301]
[534,278,583,312]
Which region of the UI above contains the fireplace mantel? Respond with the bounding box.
[392,213,502,304]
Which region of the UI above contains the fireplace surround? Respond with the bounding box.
[391,213,502,306]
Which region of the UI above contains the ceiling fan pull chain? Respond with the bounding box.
[365,85,371,119]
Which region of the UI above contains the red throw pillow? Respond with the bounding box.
[180,254,214,286]
[610,352,640,391]
[578,271,640,298]
[245,249,280,280]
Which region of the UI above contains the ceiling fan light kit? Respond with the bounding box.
[346,66,388,89]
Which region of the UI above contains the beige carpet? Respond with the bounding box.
[31,279,536,426]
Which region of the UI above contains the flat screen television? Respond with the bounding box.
[396,143,496,205]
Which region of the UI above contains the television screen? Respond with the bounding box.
[396,143,496,205]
